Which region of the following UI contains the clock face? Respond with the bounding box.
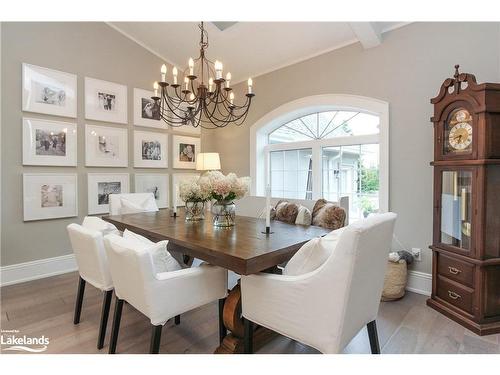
[444,108,473,155]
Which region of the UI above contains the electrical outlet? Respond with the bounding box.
[411,248,422,262]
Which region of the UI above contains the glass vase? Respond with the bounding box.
[185,200,205,221]
[212,200,236,227]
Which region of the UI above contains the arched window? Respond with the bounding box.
[250,94,389,222]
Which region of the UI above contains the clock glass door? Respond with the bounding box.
[440,170,472,252]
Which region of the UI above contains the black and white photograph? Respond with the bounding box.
[85,77,128,124]
[22,63,77,118]
[23,118,77,166]
[23,173,77,221]
[179,143,195,162]
[141,98,160,120]
[98,92,116,111]
[133,88,163,128]
[97,181,121,205]
[36,129,66,156]
[40,184,63,207]
[85,124,128,167]
[172,135,200,169]
[134,131,167,168]
[135,174,169,208]
[34,81,66,106]
[142,140,162,160]
[87,173,129,214]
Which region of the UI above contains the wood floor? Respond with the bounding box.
[1,271,499,354]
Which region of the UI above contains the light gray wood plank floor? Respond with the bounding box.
[1,272,499,354]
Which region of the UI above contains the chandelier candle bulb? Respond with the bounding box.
[208,77,213,92]
[226,72,231,88]
[161,64,167,82]
[173,66,178,85]
[215,60,222,79]
[188,58,194,76]
[229,92,234,105]
[184,77,189,90]
[153,81,159,97]
[248,78,253,94]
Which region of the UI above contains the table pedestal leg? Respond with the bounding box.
[214,284,277,354]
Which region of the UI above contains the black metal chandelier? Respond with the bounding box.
[152,22,255,129]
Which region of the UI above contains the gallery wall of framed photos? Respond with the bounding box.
[1,22,206,267]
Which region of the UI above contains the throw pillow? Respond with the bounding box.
[274,200,299,224]
[122,229,182,273]
[295,205,312,226]
[312,199,346,229]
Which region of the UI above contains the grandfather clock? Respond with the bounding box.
[427,65,500,335]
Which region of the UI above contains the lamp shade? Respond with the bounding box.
[196,152,221,171]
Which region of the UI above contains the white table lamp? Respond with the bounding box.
[196,153,221,171]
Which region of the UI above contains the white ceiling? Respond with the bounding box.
[108,22,408,83]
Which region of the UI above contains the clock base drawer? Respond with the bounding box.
[436,275,474,315]
[437,253,474,287]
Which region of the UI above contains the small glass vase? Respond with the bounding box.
[212,200,236,227]
[185,200,205,221]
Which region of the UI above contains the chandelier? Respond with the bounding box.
[152,22,255,129]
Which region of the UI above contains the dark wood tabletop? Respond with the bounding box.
[102,209,331,275]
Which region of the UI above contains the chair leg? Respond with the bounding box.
[243,318,254,354]
[73,276,86,325]
[97,290,113,350]
[367,320,380,354]
[150,324,163,354]
[108,297,124,354]
[218,298,227,345]
[174,315,181,325]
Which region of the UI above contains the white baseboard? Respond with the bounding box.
[406,270,432,296]
[1,254,77,287]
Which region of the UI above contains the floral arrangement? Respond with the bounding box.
[179,177,210,203]
[199,171,250,202]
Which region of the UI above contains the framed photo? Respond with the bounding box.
[85,124,128,167]
[133,88,163,128]
[23,117,77,166]
[134,131,167,168]
[135,174,169,209]
[172,173,199,207]
[87,173,129,215]
[22,63,77,118]
[168,101,201,134]
[85,77,128,124]
[23,173,78,221]
[172,135,200,169]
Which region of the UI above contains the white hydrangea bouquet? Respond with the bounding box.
[179,176,210,203]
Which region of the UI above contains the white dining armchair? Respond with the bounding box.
[67,218,117,350]
[241,212,397,354]
[109,193,159,216]
[103,233,228,354]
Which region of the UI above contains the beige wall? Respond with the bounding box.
[0,22,199,266]
[203,22,500,274]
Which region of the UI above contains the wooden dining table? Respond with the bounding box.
[103,208,331,354]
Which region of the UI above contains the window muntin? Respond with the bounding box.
[270,149,312,199]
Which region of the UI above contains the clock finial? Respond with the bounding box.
[454,64,460,79]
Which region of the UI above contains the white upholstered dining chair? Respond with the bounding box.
[109,193,159,216]
[104,233,228,354]
[241,212,397,354]
[67,217,118,349]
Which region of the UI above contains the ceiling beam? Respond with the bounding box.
[349,22,382,49]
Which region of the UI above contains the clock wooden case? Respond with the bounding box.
[427,65,500,335]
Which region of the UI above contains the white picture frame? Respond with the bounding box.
[135,174,169,209]
[133,88,163,128]
[134,130,168,168]
[172,173,200,207]
[85,124,128,167]
[22,63,77,118]
[23,117,77,166]
[87,173,129,215]
[85,77,128,124]
[23,173,78,221]
[172,135,200,169]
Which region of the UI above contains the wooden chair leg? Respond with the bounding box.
[97,290,113,349]
[218,298,227,345]
[243,318,254,354]
[174,315,181,325]
[73,276,86,324]
[150,324,163,354]
[367,320,380,354]
[108,297,124,354]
